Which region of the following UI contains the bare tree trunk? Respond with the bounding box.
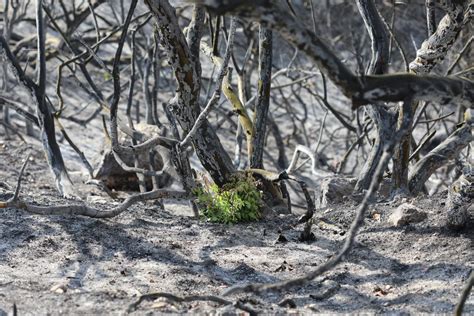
[250,26,272,169]
[35,0,73,196]
[353,0,392,193]
[2,0,11,139]
[396,0,468,192]
[145,0,235,186]
[0,1,73,196]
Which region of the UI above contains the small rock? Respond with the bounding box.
[50,283,68,293]
[320,177,391,206]
[151,297,178,311]
[389,203,427,226]
[86,195,109,204]
[320,177,357,206]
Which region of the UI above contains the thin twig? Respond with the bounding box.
[12,153,31,202]
[454,271,474,316]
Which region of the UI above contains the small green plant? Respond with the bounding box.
[194,173,262,224]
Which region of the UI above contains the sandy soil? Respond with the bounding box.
[0,140,472,315]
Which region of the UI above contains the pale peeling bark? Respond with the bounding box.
[446,169,472,230]
[408,122,473,194]
[410,0,468,75]
[145,0,235,186]
[397,0,469,191]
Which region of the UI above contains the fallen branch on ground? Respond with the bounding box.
[127,292,257,315]
[0,156,190,218]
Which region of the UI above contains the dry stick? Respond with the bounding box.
[127,292,257,315]
[425,0,436,37]
[54,117,94,176]
[446,35,473,76]
[53,12,151,119]
[125,28,146,193]
[2,0,11,138]
[11,153,31,202]
[408,122,473,193]
[223,100,413,296]
[303,80,357,133]
[1,188,189,218]
[417,111,455,124]
[408,129,436,163]
[232,38,253,167]
[379,10,409,72]
[337,122,370,174]
[108,0,140,162]
[0,153,30,208]
[0,122,27,143]
[87,0,102,44]
[454,271,474,316]
[0,97,39,126]
[40,1,74,196]
[43,5,106,116]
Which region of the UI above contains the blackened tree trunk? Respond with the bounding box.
[353,0,392,193]
[0,1,73,196]
[35,0,73,196]
[250,26,272,169]
[144,0,235,186]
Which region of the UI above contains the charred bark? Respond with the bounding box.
[408,122,472,194]
[250,26,272,169]
[144,0,235,186]
[354,0,392,192]
[0,4,73,197]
